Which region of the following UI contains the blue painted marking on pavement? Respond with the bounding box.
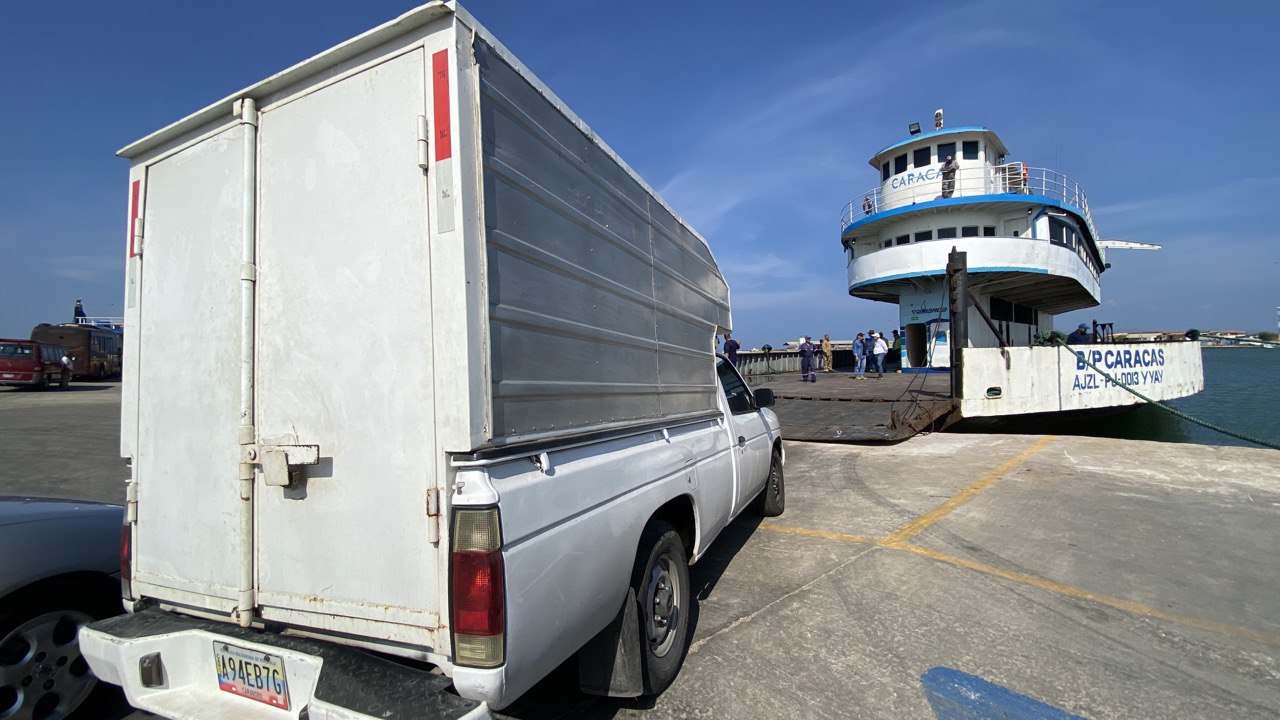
[920,667,1087,720]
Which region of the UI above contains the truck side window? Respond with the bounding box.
[716,359,753,414]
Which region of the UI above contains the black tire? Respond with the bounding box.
[629,520,690,695]
[0,578,123,720]
[59,370,70,390]
[754,448,785,517]
[37,373,51,392]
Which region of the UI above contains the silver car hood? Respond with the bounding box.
[0,496,122,528]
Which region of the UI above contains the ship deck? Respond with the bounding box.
[750,369,955,442]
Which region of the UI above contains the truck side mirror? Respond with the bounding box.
[753,388,775,408]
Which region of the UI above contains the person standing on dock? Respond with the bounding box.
[799,336,818,383]
[723,333,740,365]
[820,334,834,373]
[865,329,876,375]
[871,332,889,379]
[940,155,958,198]
[1066,323,1092,344]
[889,329,902,371]
[853,333,867,379]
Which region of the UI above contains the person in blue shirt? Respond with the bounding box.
[852,333,867,379]
[1066,323,1092,344]
[798,336,817,383]
[723,333,740,365]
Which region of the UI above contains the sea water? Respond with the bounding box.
[1160,347,1280,448]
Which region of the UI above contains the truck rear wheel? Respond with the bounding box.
[630,520,689,695]
[754,449,785,517]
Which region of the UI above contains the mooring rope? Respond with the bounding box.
[1054,338,1280,451]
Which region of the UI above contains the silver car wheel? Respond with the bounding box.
[645,553,682,658]
[0,610,97,720]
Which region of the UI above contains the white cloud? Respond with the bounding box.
[1092,177,1280,227]
[48,255,120,284]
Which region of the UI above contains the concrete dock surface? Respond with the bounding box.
[2,384,1278,718]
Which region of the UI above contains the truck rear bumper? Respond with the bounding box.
[80,608,489,720]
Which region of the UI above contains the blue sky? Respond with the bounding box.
[2,0,1277,349]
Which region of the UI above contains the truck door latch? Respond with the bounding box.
[260,445,320,488]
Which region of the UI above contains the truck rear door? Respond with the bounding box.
[133,124,250,610]
[252,47,443,645]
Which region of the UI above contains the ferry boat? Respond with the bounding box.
[839,113,1204,418]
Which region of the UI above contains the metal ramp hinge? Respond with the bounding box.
[426,488,440,545]
[417,115,430,170]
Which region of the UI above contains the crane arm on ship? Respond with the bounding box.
[1096,239,1162,263]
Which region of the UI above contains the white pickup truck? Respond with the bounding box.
[81,3,785,717]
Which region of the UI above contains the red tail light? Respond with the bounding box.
[452,550,504,635]
[120,523,133,600]
[451,508,504,667]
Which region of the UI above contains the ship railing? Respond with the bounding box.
[841,164,1095,236]
[76,316,125,329]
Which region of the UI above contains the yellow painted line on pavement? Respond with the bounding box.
[880,435,1057,547]
[759,523,1280,647]
[897,543,1280,647]
[754,434,1278,646]
[759,524,877,545]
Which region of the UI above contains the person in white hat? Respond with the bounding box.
[871,332,889,379]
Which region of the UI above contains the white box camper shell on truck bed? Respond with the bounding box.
[81,2,785,717]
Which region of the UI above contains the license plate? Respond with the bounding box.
[213,641,290,710]
[1,373,13,378]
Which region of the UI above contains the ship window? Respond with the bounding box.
[1014,304,1034,324]
[913,147,931,168]
[894,154,908,174]
[937,227,957,239]
[963,140,979,160]
[883,240,892,249]
[881,162,890,181]
[1049,218,1069,246]
[961,226,980,237]
[936,142,957,162]
[983,226,996,236]
[895,235,910,246]
[990,298,1013,322]
[914,230,933,242]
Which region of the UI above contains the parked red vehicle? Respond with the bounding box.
[0,339,71,390]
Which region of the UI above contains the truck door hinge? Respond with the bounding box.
[426,488,440,545]
[132,217,145,255]
[417,115,430,170]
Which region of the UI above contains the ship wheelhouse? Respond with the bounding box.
[840,126,1105,370]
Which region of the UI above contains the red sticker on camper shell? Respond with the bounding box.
[128,180,141,257]
[432,50,451,162]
